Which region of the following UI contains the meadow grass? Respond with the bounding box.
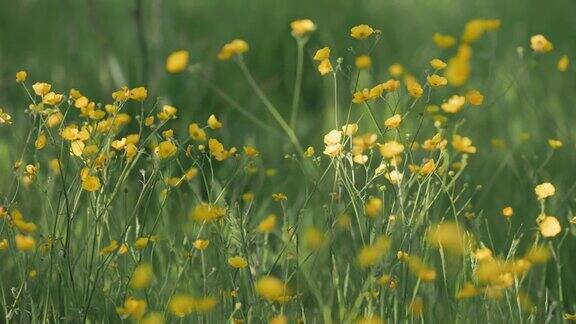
[0,4,576,324]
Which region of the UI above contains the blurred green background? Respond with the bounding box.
[1,0,576,290]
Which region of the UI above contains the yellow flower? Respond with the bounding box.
[218,39,250,61]
[379,140,404,159]
[317,59,332,75]
[255,276,290,302]
[290,19,316,37]
[303,146,315,157]
[0,239,8,250]
[156,140,178,159]
[534,182,555,199]
[548,139,563,149]
[350,24,374,39]
[530,34,553,53]
[134,236,158,250]
[32,82,52,96]
[341,124,358,136]
[313,47,330,61]
[466,90,484,106]
[82,175,101,192]
[352,89,371,103]
[446,52,471,86]
[166,50,189,73]
[269,315,288,324]
[456,282,478,299]
[441,95,466,113]
[502,206,514,218]
[357,236,391,268]
[272,192,287,201]
[364,197,382,218]
[452,135,477,154]
[207,114,222,129]
[355,55,372,69]
[538,215,562,237]
[130,263,153,290]
[188,123,207,141]
[157,105,178,120]
[406,80,423,98]
[190,203,226,223]
[100,240,119,255]
[461,19,486,43]
[407,255,437,282]
[208,138,234,161]
[558,55,570,72]
[426,222,468,255]
[430,58,447,70]
[140,313,164,324]
[16,71,27,83]
[433,33,456,48]
[169,294,195,317]
[257,214,277,233]
[388,63,404,77]
[228,256,248,269]
[0,108,13,125]
[420,159,435,175]
[35,133,47,150]
[129,87,148,101]
[42,92,64,105]
[244,145,259,157]
[427,74,448,87]
[116,297,147,320]
[193,239,210,250]
[15,234,36,252]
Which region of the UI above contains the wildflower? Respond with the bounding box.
[317,59,333,75]
[427,74,448,87]
[548,139,563,149]
[255,276,290,302]
[304,146,315,157]
[452,135,477,154]
[355,55,372,69]
[207,114,222,129]
[290,19,316,37]
[16,71,27,83]
[218,39,249,60]
[42,92,64,105]
[208,138,235,161]
[538,215,561,237]
[272,192,287,201]
[466,90,484,106]
[388,63,404,77]
[135,237,155,250]
[433,33,456,48]
[157,105,178,120]
[341,124,358,136]
[558,55,570,72]
[426,222,467,254]
[502,206,514,218]
[32,82,51,96]
[168,294,195,317]
[350,24,374,39]
[0,108,13,125]
[364,197,382,218]
[228,256,248,269]
[441,95,466,113]
[156,140,178,159]
[406,79,423,98]
[461,19,486,43]
[257,214,277,233]
[530,34,553,53]
[407,256,437,282]
[15,234,36,252]
[456,282,478,299]
[430,58,447,70]
[189,123,207,141]
[193,239,210,250]
[385,170,403,184]
[445,56,471,86]
[353,154,368,164]
[140,313,164,324]
[270,315,288,324]
[126,87,147,102]
[357,236,390,268]
[82,175,101,192]
[352,89,371,103]
[313,47,330,61]
[116,297,147,320]
[409,297,424,317]
[130,263,153,289]
[534,182,555,199]
[190,203,226,223]
[0,239,8,250]
[305,227,327,250]
[244,146,259,157]
[420,159,435,175]
[166,50,189,73]
[379,140,404,159]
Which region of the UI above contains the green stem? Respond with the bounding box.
[290,38,306,129]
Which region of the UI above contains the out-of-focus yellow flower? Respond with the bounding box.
[456,282,478,299]
[530,34,553,53]
[188,123,207,141]
[430,58,447,70]
[190,203,226,223]
[427,74,448,87]
[433,33,456,49]
[466,90,484,106]
[0,108,13,125]
[548,139,563,149]
[452,135,477,154]
[384,114,402,128]
[156,140,178,159]
[255,276,290,302]
[130,263,153,290]
[558,55,570,72]
[100,240,119,255]
[228,256,248,269]
[502,206,514,218]
[218,39,249,60]
[129,87,148,101]
[15,234,36,252]
[166,50,189,73]
[350,24,374,39]
[290,19,316,37]
[116,297,147,320]
[441,95,466,113]
[313,47,330,61]
[426,221,468,255]
[257,214,277,233]
[82,175,101,192]
[379,140,404,159]
[193,239,210,250]
[357,236,391,268]
[534,182,555,199]
[355,55,372,69]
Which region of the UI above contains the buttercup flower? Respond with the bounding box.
[350,24,374,39]
[166,50,189,73]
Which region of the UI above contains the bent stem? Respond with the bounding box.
[236,57,303,153]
